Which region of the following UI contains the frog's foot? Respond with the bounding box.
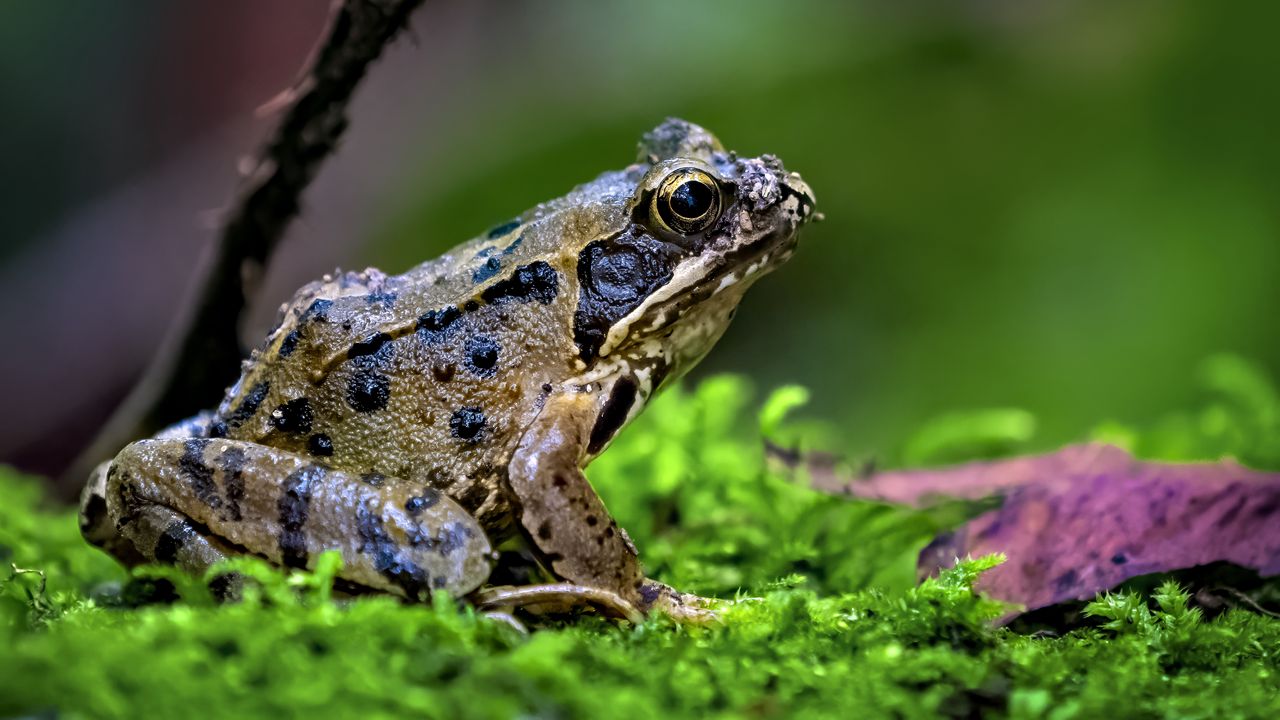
[479,609,530,636]
[637,579,720,624]
[472,583,644,624]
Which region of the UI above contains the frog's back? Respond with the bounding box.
[207,246,554,526]
[202,163,642,527]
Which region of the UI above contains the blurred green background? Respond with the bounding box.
[1,0,1277,482]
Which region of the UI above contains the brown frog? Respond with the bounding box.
[79,118,816,621]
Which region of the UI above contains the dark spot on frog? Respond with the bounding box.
[416,306,461,340]
[1110,553,1128,565]
[552,474,568,488]
[154,520,196,563]
[449,407,486,441]
[573,230,681,361]
[217,447,247,522]
[586,515,598,526]
[278,329,300,358]
[486,218,521,239]
[347,332,393,361]
[308,434,334,457]
[464,336,500,377]
[208,573,238,602]
[588,377,637,454]
[404,490,441,516]
[432,364,456,383]
[431,576,449,590]
[366,290,398,306]
[300,298,333,323]
[536,521,552,541]
[207,419,228,438]
[355,499,430,600]
[464,300,480,312]
[438,521,473,556]
[346,369,391,412]
[225,381,270,428]
[639,583,661,606]
[481,261,559,305]
[278,466,322,569]
[270,398,314,434]
[472,256,502,284]
[179,438,221,509]
[501,235,523,255]
[407,526,437,549]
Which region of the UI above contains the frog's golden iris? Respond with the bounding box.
[652,167,722,236]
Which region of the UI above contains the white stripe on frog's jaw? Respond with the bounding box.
[592,162,814,364]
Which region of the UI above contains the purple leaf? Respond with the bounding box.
[805,443,1280,616]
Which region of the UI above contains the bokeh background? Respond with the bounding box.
[2,0,1277,494]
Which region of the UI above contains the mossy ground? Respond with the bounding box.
[3,363,1279,719]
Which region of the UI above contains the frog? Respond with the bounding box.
[79,118,816,621]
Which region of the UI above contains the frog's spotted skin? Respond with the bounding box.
[81,119,816,616]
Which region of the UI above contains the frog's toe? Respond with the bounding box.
[638,579,722,624]
[480,610,529,636]
[472,582,643,624]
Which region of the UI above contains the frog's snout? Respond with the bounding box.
[780,171,818,226]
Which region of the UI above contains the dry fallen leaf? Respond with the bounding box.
[797,443,1280,616]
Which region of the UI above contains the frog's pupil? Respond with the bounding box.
[670,180,713,219]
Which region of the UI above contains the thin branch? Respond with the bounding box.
[65,0,426,492]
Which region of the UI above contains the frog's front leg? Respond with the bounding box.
[82,437,494,600]
[503,389,715,622]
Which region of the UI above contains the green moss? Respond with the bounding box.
[2,363,1279,719]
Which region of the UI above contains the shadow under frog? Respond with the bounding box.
[79,118,817,622]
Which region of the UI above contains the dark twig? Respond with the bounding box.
[66,0,426,492]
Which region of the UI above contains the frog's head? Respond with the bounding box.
[571,118,816,392]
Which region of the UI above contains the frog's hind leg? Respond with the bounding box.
[473,583,643,624]
[95,437,494,600]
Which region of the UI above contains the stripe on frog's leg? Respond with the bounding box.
[115,502,238,573]
[277,465,321,569]
[180,438,223,510]
[216,445,247,522]
[154,519,197,563]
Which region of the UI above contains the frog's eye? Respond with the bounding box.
[651,168,723,236]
